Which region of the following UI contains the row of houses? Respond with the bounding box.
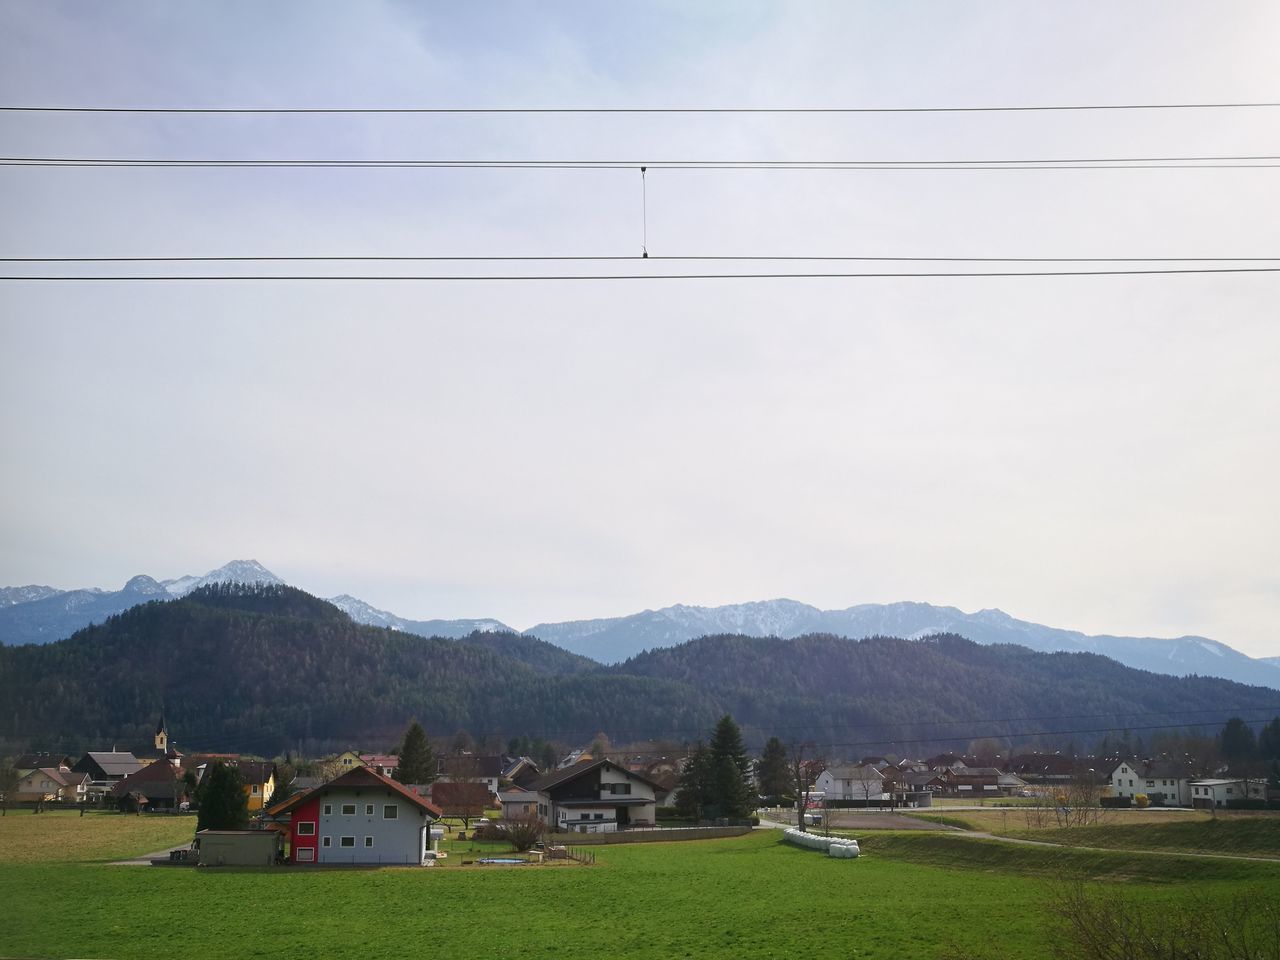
[250,756,667,865]
[11,718,278,813]
[1109,760,1270,808]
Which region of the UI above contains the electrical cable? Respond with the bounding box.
[3,101,1279,114]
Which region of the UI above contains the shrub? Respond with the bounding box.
[1135,794,1150,808]
[502,812,545,852]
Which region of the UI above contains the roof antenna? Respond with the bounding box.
[640,166,649,258]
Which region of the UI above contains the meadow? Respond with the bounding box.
[4,813,1277,959]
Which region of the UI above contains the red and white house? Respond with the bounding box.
[266,766,442,865]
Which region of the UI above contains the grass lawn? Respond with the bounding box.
[0,809,197,864]
[6,824,1276,960]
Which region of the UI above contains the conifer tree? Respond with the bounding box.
[757,736,790,801]
[196,762,249,831]
[394,720,436,785]
[674,742,713,820]
[709,714,753,818]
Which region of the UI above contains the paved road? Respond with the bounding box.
[109,842,192,866]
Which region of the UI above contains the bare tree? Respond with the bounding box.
[788,741,826,833]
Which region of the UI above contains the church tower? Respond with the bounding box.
[155,712,168,753]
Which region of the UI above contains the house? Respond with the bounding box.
[498,789,541,819]
[435,755,503,795]
[238,761,277,810]
[1111,760,1195,806]
[531,758,661,833]
[1005,754,1077,785]
[265,766,442,865]
[501,756,542,789]
[814,765,888,803]
[109,752,191,811]
[195,759,278,811]
[937,766,1002,799]
[1189,778,1267,808]
[16,766,89,803]
[997,771,1030,796]
[359,754,399,778]
[13,753,74,775]
[71,751,143,783]
[333,750,365,771]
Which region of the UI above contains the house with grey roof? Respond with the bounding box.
[531,758,662,833]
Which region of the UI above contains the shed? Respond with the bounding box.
[196,829,282,867]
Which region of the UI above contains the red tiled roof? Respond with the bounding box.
[266,765,441,819]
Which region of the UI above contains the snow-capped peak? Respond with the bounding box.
[163,559,284,597]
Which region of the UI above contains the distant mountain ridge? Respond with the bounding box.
[524,599,1280,690]
[3,563,1277,690]
[3,584,1275,756]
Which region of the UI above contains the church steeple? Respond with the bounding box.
[155,712,168,752]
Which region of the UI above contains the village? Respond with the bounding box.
[8,713,1277,869]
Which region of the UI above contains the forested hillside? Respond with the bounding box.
[0,584,710,756]
[610,634,1280,750]
[2,584,1275,756]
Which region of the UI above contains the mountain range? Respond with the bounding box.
[2,582,1275,757]
[2,561,1278,690]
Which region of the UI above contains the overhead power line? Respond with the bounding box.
[4,268,1280,281]
[3,101,1279,114]
[4,155,1279,171]
[5,255,1279,264]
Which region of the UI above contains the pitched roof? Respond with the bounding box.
[23,766,77,787]
[265,765,441,819]
[14,752,72,770]
[438,754,503,778]
[529,758,664,794]
[823,764,884,782]
[76,751,143,778]
[110,758,187,799]
[235,761,276,786]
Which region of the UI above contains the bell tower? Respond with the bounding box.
[155,712,168,752]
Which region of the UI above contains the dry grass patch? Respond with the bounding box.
[0,809,196,864]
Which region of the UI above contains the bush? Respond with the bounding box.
[470,822,505,841]
[502,813,545,852]
[1225,798,1267,810]
[655,806,680,820]
[1099,796,1132,808]
[1135,794,1150,808]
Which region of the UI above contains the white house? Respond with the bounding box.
[266,766,442,865]
[1189,778,1267,808]
[1110,760,1196,806]
[814,765,888,803]
[531,758,661,833]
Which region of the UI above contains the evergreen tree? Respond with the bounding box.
[394,720,436,785]
[674,742,713,820]
[1220,717,1257,767]
[1269,759,1280,794]
[708,714,753,818]
[196,762,249,831]
[757,736,791,801]
[1257,717,1280,761]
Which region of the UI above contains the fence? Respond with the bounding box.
[545,825,753,845]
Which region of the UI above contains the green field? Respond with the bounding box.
[5,815,1277,960]
[0,809,197,864]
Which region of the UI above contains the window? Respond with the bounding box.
[323,803,332,815]
[296,848,314,862]
[252,784,260,795]
[1146,781,1154,788]
[297,822,315,836]
[364,836,373,847]
[366,804,374,816]
[595,813,604,820]
[340,836,355,847]
[322,836,332,847]
[341,803,357,816]
[383,804,398,819]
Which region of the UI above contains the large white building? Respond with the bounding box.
[268,766,442,865]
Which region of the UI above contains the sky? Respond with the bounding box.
[1,2,1278,657]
